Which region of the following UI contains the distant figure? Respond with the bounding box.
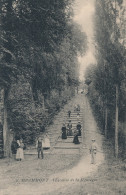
[77,104,80,111]
[90,139,98,164]
[36,137,44,159]
[43,133,50,149]
[61,124,67,139]
[74,104,77,111]
[73,129,80,144]
[77,112,80,121]
[68,110,71,118]
[67,120,72,136]
[16,139,24,161]
[76,121,82,136]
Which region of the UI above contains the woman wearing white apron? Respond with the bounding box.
[16,139,24,161]
[43,134,50,149]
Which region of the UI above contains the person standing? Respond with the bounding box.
[61,124,67,139]
[67,120,72,136]
[76,121,82,136]
[77,112,80,121]
[90,139,98,164]
[73,129,80,144]
[74,104,77,111]
[16,139,24,161]
[77,104,80,112]
[43,133,50,149]
[68,110,71,118]
[36,137,44,159]
[11,137,18,159]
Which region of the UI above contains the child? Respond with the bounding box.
[90,139,98,164]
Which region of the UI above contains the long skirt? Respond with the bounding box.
[62,131,67,139]
[43,138,50,149]
[73,135,80,144]
[67,129,72,136]
[16,148,24,160]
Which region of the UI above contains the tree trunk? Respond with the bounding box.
[102,103,105,134]
[115,84,119,158]
[0,89,4,158]
[42,95,45,110]
[105,106,108,138]
[3,88,10,157]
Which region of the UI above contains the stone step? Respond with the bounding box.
[54,141,82,147]
[24,149,51,155]
[57,140,82,143]
[64,112,83,115]
[51,149,80,154]
[57,138,82,143]
[54,123,83,126]
[64,116,83,118]
[54,146,81,149]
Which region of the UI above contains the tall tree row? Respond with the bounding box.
[85,0,126,158]
[0,0,87,157]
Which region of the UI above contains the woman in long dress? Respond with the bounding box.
[61,124,67,139]
[43,134,50,149]
[73,129,80,144]
[16,139,24,161]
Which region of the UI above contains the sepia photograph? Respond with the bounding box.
[0,0,126,194]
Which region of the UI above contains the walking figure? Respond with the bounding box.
[68,110,71,118]
[90,139,98,164]
[36,137,44,159]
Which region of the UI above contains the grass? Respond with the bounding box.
[0,153,80,189]
[51,138,126,195]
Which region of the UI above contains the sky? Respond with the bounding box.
[73,0,96,80]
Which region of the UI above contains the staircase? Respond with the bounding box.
[24,95,84,155]
[52,105,84,154]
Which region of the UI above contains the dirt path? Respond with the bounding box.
[0,94,104,195]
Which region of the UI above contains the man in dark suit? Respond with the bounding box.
[36,137,44,159]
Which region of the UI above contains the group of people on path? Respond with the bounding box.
[11,102,98,164]
[61,104,99,164]
[61,121,82,144]
[11,133,50,160]
[61,104,82,144]
[11,138,25,161]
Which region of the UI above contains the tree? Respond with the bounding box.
[86,0,126,157]
[0,0,87,156]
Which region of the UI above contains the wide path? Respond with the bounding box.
[0,94,104,195]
